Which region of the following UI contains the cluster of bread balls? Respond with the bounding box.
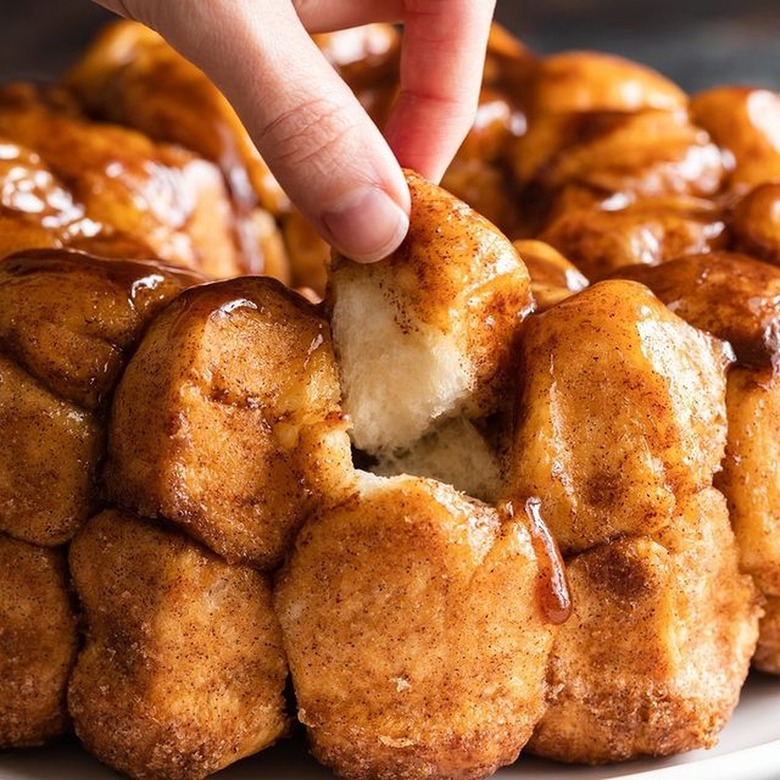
[0,18,777,780]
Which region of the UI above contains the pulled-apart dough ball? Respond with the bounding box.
[328,170,532,454]
[0,536,78,747]
[371,416,504,503]
[69,509,288,780]
[105,276,353,568]
[275,474,565,780]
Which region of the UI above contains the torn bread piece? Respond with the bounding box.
[328,170,533,455]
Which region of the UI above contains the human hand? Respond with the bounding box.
[90,0,497,262]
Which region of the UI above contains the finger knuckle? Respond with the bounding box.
[257,97,360,172]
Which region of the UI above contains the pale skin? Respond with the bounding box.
[91,0,498,262]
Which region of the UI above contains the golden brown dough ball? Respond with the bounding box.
[275,474,564,780]
[508,279,731,555]
[719,367,780,597]
[0,83,246,277]
[512,109,724,200]
[614,254,780,672]
[0,354,101,545]
[529,489,759,763]
[0,138,157,261]
[69,509,288,780]
[0,536,78,747]
[730,182,780,264]
[328,170,532,455]
[540,196,726,281]
[64,20,290,219]
[522,50,687,116]
[690,86,780,192]
[105,276,354,569]
[511,239,588,310]
[506,279,758,762]
[0,250,200,411]
[613,252,780,369]
[0,251,197,545]
[754,596,780,674]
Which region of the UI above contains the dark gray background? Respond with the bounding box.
[2,1,779,92]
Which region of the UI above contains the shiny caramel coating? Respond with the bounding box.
[529,489,760,763]
[0,135,82,229]
[0,83,244,277]
[64,20,289,220]
[0,250,201,411]
[522,50,686,116]
[690,86,780,191]
[482,22,536,93]
[441,88,527,236]
[514,109,724,199]
[0,139,149,261]
[717,367,780,597]
[0,213,58,259]
[511,239,588,311]
[441,25,532,235]
[754,596,780,674]
[328,170,533,454]
[730,182,780,265]
[105,276,353,569]
[541,196,727,281]
[0,354,101,545]
[614,252,780,369]
[508,280,731,555]
[246,207,292,285]
[0,536,78,747]
[69,509,288,780]
[275,474,558,780]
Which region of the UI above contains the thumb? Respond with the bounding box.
[91,0,411,263]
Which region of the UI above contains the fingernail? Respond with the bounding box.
[322,186,409,263]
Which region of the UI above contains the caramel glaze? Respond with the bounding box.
[613,252,780,371]
[63,21,287,273]
[500,498,571,625]
[0,82,247,277]
[0,248,202,411]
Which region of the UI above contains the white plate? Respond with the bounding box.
[1,673,778,780]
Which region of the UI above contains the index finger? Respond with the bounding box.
[383,0,497,183]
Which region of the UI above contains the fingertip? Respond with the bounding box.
[322,184,410,263]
